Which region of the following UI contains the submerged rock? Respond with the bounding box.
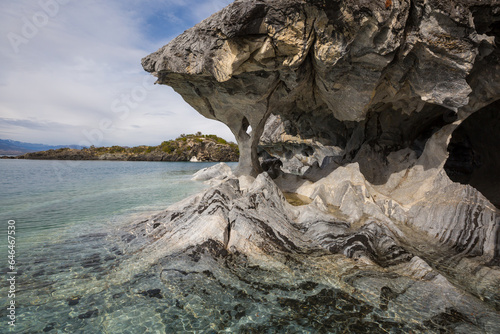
[142,0,500,331]
[139,289,163,299]
[77,309,99,320]
[117,173,500,332]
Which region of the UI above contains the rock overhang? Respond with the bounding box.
[142,0,499,179]
[140,0,500,323]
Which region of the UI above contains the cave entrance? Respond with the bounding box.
[444,100,500,208]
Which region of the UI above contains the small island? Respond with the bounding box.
[7,133,239,162]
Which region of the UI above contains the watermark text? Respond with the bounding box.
[6,220,17,328]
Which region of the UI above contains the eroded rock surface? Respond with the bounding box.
[143,0,500,176]
[110,173,499,332]
[192,162,234,185]
[142,0,500,331]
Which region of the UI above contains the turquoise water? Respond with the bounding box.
[0,160,229,249]
[1,160,489,333]
[0,160,235,333]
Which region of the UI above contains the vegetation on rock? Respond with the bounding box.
[14,133,239,162]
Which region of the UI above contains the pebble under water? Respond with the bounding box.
[0,160,495,333]
[1,231,425,333]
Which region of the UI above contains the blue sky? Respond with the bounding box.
[0,0,234,147]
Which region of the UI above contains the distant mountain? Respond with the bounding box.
[0,139,83,156]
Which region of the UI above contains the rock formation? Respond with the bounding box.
[191,162,234,185]
[141,0,500,331]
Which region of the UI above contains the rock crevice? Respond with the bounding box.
[142,0,500,330]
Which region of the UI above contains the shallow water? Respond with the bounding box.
[0,160,234,332]
[0,160,497,333]
[0,160,225,247]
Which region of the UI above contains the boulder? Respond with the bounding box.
[192,162,233,182]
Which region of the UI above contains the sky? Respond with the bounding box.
[0,0,235,147]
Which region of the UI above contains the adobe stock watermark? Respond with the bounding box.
[51,75,158,181]
[6,220,17,329]
[7,0,72,54]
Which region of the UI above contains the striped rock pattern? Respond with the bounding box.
[142,0,500,331]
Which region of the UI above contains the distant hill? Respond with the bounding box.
[0,139,82,156]
[5,134,239,162]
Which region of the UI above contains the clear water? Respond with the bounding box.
[0,160,227,248]
[1,160,495,333]
[0,160,235,333]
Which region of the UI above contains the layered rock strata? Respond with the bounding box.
[110,172,498,332]
[142,0,500,331]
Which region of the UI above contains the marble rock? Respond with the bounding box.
[142,0,500,331]
[192,162,233,182]
[119,172,500,332]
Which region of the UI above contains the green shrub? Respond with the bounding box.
[131,146,148,154]
[203,134,227,145]
[109,145,125,154]
[160,140,177,153]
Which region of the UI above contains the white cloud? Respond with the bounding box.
[0,0,236,147]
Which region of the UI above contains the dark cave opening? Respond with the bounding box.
[365,103,458,156]
[444,100,500,208]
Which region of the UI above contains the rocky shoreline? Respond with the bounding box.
[114,165,500,332]
[2,134,239,162]
[5,0,499,332]
[135,0,500,332]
